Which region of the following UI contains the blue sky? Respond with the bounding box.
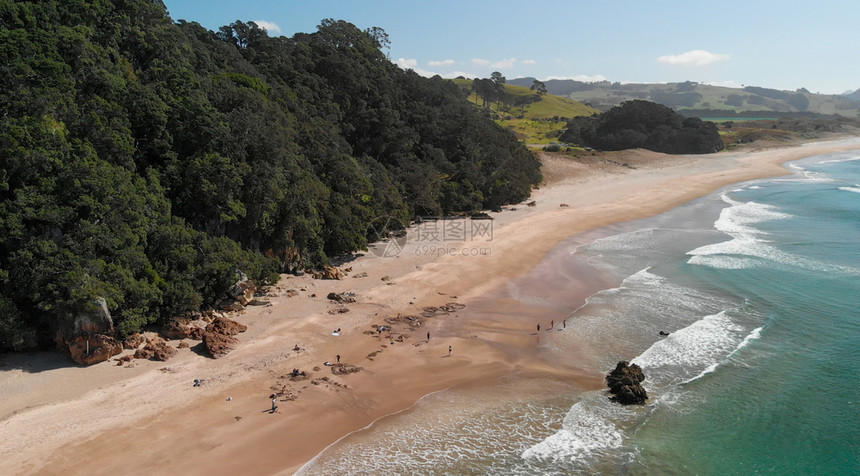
[163,0,859,95]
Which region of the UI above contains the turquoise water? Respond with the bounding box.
[299,150,860,475]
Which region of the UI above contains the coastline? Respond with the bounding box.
[3,136,860,475]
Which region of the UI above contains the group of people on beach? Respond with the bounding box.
[537,319,566,333]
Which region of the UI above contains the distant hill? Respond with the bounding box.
[509,78,860,118]
[451,79,598,143]
[452,79,597,119]
[844,88,860,102]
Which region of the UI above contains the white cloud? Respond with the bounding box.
[393,59,477,79]
[396,58,418,69]
[253,20,281,34]
[472,57,516,69]
[702,80,741,88]
[543,74,608,82]
[428,59,456,67]
[437,70,479,79]
[522,59,537,65]
[657,50,730,66]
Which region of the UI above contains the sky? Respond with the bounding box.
[162,0,859,95]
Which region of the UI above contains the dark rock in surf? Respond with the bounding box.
[606,360,648,404]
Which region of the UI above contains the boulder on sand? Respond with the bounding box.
[201,317,247,358]
[68,334,123,365]
[123,333,145,350]
[133,337,178,361]
[229,279,257,306]
[605,360,648,404]
[205,317,247,336]
[313,266,345,280]
[327,292,356,303]
[203,331,239,359]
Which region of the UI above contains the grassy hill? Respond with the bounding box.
[508,78,860,118]
[451,79,598,144]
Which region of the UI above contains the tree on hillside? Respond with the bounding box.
[513,94,541,116]
[490,72,507,109]
[0,1,541,353]
[473,78,496,108]
[560,100,723,154]
[531,79,547,95]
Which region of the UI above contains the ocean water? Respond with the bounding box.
[299,150,860,475]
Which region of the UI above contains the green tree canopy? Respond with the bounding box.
[0,0,540,352]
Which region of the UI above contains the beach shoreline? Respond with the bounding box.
[3,136,860,475]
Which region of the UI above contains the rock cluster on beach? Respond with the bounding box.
[133,337,177,362]
[605,360,648,404]
[68,334,123,365]
[202,317,248,359]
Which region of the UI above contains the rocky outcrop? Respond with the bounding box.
[331,363,361,375]
[123,333,145,350]
[68,334,123,365]
[606,361,648,404]
[202,317,247,359]
[327,292,356,303]
[203,331,239,359]
[230,279,257,306]
[133,337,178,361]
[160,319,207,340]
[313,266,345,280]
[218,300,245,312]
[205,317,247,336]
[74,297,114,335]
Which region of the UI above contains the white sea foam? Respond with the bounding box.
[633,311,744,385]
[526,307,748,467]
[786,162,835,182]
[521,398,625,464]
[688,235,859,274]
[687,195,857,273]
[816,155,860,164]
[686,196,789,269]
[838,185,860,194]
[712,194,791,237]
[682,326,764,384]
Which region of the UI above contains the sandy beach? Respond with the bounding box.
[3,136,860,475]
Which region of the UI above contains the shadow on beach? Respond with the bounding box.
[0,351,82,373]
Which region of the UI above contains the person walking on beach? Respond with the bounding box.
[336,354,341,363]
[271,397,278,413]
[551,320,554,329]
[537,323,541,332]
[427,331,430,341]
[448,345,452,356]
[563,319,566,329]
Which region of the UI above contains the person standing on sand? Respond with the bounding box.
[537,323,540,332]
[271,397,278,413]
[551,320,554,329]
[427,331,430,341]
[448,345,452,356]
[563,320,566,329]
[336,354,341,363]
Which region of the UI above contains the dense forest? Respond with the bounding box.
[560,100,724,154]
[0,0,541,352]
